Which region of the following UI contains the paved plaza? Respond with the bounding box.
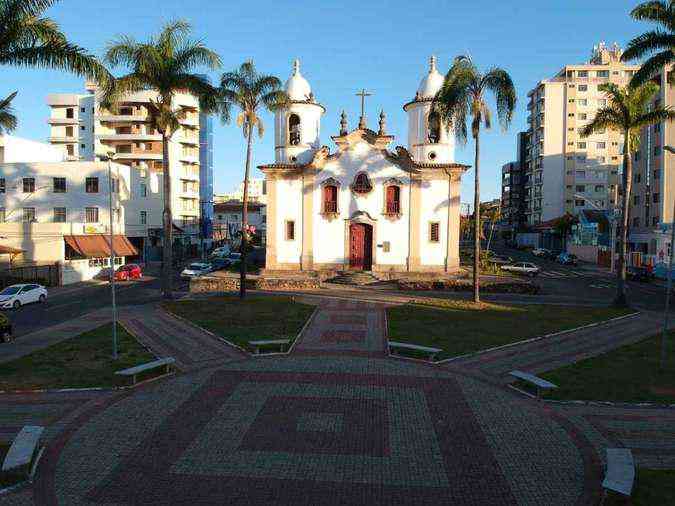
[1,297,673,505]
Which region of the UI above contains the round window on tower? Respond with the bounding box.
[428,152,437,160]
[290,155,298,163]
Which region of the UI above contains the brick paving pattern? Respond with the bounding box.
[0,297,673,505]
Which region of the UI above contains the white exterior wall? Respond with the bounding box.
[0,135,65,163]
[311,141,411,266]
[274,103,324,164]
[275,177,303,264]
[419,178,450,266]
[406,101,454,164]
[541,82,565,221]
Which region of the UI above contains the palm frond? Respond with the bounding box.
[633,107,675,129]
[622,30,675,61]
[481,67,516,130]
[630,1,674,30]
[173,42,221,73]
[630,49,674,86]
[0,90,18,133]
[579,108,623,137]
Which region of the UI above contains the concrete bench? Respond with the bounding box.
[389,341,442,361]
[509,370,558,398]
[2,426,44,476]
[248,339,290,354]
[115,357,175,385]
[601,448,635,502]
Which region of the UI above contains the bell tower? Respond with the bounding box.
[274,59,325,164]
[403,56,454,164]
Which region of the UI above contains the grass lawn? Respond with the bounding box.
[0,324,155,391]
[605,469,675,505]
[539,331,675,404]
[386,299,632,360]
[163,295,316,352]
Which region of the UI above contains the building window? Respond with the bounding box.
[654,146,662,157]
[86,177,99,193]
[578,70,588,77]
[22,208,36,222]
[653,216,660,226]
[23,178,35,193]
[654,169,661,179]
[653,193,660,203]
[0,178,5,193]
[578,84,588,92]
[429,222,440,243]
[288,114,301,145]
[322,185,338,214]
[633,217,640,227]
[597,99,607,107]
[385,185,401,215]
[596,142,606,149]
[285,220,295,241]
[579,113,587,120]
[578,99,588,106]
[140,182,147,197]
[577,142,586,149]
[351,172,373,194]
[53,207,66,222]
[66,108,74,119]
[576,185,585,192]
[85,207,99,223]
[427,111,441,143]
[594,185,604,192]
[140,211,147,225]
[633,195,640,205]
[574,199,585,207]
[596,70,609,78]
[53,177,66,193]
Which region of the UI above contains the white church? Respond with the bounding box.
[260,57,469,275]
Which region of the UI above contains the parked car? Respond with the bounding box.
[210,245,231,258]
[114,263,143,281]
[225,252,242,266]
[532,248,551,258]
[556,253,578,266]
[501,262,540,277]
[180,262,213,278]
[626,266,655,282]
[489,254,513,265]
[0,312,12,342]
[0,284,48,310]
[210,258,229,271]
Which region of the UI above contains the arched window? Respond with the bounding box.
[351,172,372,194]
[323,184,338,213]
[428,111,441,144]
[385,185,401,215]
[288,114,301,145]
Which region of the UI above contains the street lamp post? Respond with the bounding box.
[100,152,118,360]
[660,145,675,371]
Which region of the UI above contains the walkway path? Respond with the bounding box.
[120,306,246,371]
[291,297,388,357]
[446,311,663,382]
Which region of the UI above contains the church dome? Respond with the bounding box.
[285,59,312,101]
[416,55,444,99]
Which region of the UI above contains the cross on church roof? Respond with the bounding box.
[356,88,372,129]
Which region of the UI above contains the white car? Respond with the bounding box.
[501,262,540,277]
[532,248,550,257]
[181,262,213,278]
[0,284,48,310]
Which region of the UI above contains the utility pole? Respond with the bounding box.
[660,197,675,371]
[106,153,118,360]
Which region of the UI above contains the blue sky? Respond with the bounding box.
[7,0,646,204]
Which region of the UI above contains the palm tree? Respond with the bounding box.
[581,82,675,306]
[0,91,17,133]
[104,20,221,299]
[0,0,111,85]
[433,56,516,303]
[217,61,288,299]
[621,1,675,86]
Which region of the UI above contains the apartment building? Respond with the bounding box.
[525,43,640,225]
[628,64,674,269]
[500,131,529,233]
[215,178,268,204]
[46,82,212,257]
[0,161,136,282]
[213,200,266,243]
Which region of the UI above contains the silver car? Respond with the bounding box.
[501,262,540,277]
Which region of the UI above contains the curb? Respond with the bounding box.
[437,311,641,365]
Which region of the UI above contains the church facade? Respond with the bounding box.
[260,58,469,274]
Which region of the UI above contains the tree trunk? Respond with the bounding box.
[161,132,173,299]
[615,132,631,307]
[240,123,254,299]
[473,132,481,304]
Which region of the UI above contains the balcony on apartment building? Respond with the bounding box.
[47,117,81,125]
[96,105,149,123]
[96,126,162,142]
[49,135,78,143]
[178,111,199,127]
[108,144,163,161]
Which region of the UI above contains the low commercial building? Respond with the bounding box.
[0,161,136,283]
[213,200,266,244]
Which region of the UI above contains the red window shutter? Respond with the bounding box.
[386,185,400,214]
[323,185,337,213]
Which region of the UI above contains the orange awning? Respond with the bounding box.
[64,235,138,258]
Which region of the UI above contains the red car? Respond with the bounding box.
[114,264,143,281]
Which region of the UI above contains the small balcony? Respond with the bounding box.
[96,133,162,142]
[47,117,80,125]
[113,152,163,161]
[96,113,149,123]
[49,135,77,143]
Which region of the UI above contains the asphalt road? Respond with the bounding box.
[3,274,189,338]
[490,243,671,312]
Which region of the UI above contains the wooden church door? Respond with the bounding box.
[349,223,373,270]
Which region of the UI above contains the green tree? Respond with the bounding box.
[433,56,516,303]
[552,213,577,250]
[104,20,221,299]
[217,61,288,299]
[581,82,674,306]
[0,91,17,133]
[621,1,675,86]
[0,0,113,129]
